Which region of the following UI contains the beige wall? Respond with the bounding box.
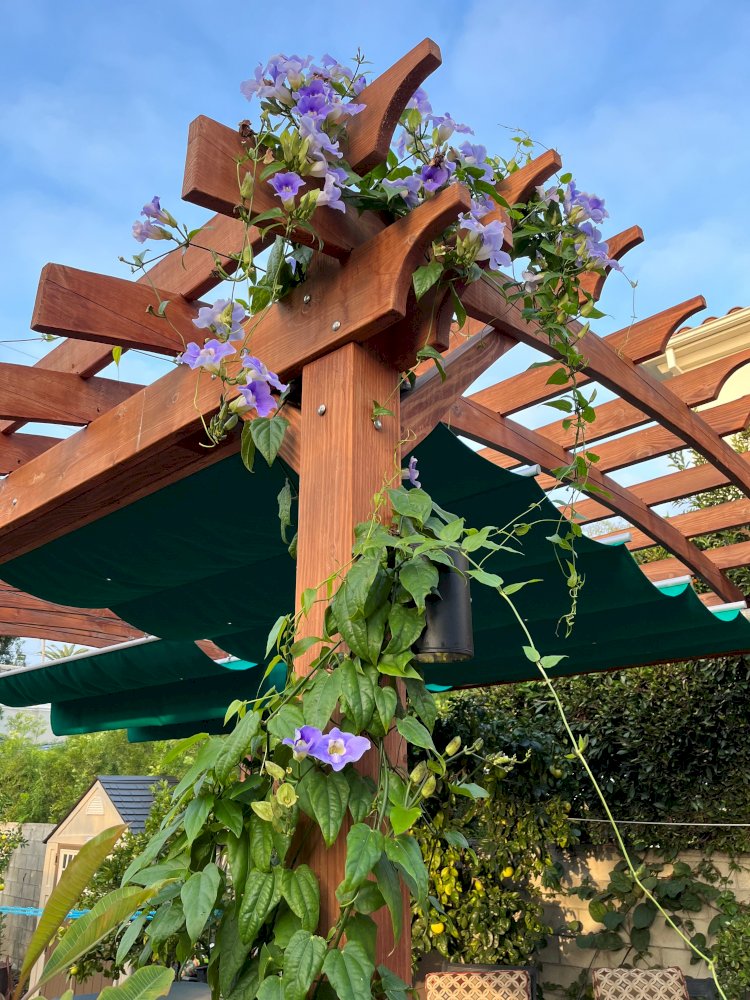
[537,846,750,989]
[0,823,55,967]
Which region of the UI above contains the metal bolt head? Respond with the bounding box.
[373,418,383,431]
[331,320,341,331]
[317,404,327,416]
[11,498,17,506]
[303,294,311,304]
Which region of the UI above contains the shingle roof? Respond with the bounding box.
[97,775,176,833]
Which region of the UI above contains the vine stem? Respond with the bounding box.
[496,588,729,1000]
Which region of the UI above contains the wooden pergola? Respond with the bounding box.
[1,38,749,976]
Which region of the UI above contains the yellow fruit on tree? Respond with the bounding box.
[501,866,514,878]
[430,922,445,935]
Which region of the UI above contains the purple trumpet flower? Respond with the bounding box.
[283,726,325,760]
[193,299,247,341]
[381,175,422,209]
[132,220,171,243]
[420,159,454,192]
[178,339,236,374]
[236,380,278,417]
[564,181,608,224]
[407,87,432,115]
[402,455,421,488]
[312,727,371,772]
[269,171,305,205]
[241,355,288,393]
[317,171,346,213]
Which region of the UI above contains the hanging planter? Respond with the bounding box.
[413,551,474,663]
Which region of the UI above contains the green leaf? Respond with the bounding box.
[340,660,377,731]
[248,815,274,872]
[282,865,320,932]
[448,782,489,799]
[540,654,567,669]
[384,604,425,656]
[412,261,443,300]
[378,965,410,1000]
[374,856,403,943]
[389,805,421,836]
[98,967,175,1000]
[415,344,446,382]
[115,912,148,967]
[215,711,261,783]
[303,669,342,730]
[181,862,221,943]
[546,367,570,386]
[632,902,657,929]
[322,941,375,1000]
[147,901,185,944]
[40,884,157,988]
[385,835,428,905]
[184,794,214,845]
[17,823,127,996]
[267,702,305,741]
[277,478,294,543]
[256,977,284,1000]
[388,488,432,525]
[283,929,327,1000]
[240,421,256,472]
[299,769,349,847]
[345,770,376,824]
[112,345,123,367]
[216,903,252,997]
[225,831,249,893]
[399,556,438,611]
[215,798,244,839]
[250,415,289,467]
[442,830,469,850]
[396,716,436,751]
[340,824,385,895]
[374,684,397,733]
[468,568,503,588]
[345,913,377,956]
[404,678,437,731]
[238,870,281,944]
[588,899,608,924]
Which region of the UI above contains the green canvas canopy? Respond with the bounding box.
[1,426,747,740]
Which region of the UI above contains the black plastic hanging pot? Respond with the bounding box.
[413,550,474,663]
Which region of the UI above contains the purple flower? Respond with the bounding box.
[420,159,455,192]
[459,142,494,182]
[132,220,171,243]
[430,113,473,143]
[352,75,367,96]
[311,727,371,772]
[298,117,343,161]
[407,87,432,115]
[461,214,511,271]
[283,726,324,760]
[402,455,421,488]
[469,193,495,220]
[178,338,236,374]
[381,175,422,209]
[576,222,621,270]
[564,181,608,224]
[317,171,346,213]
[193,299,247,341]
[141,196,171,224]
[269,171,305,205]
[241,355,288,392]
[237,380,277,417]
[522,269,543,293]
[536,184,560,205]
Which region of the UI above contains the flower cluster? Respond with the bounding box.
[283,724,371,772]
[132,196,177,244]
[177,297,287,416]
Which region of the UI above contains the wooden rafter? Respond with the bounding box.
[0,434,59,475]
[0,361,142,424]
[447,396,743,602]
[596,497,750,550]
[639,540,750,583]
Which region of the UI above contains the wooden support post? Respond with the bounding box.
[295,341,411,980]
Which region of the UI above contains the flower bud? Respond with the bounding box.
[409,762,428,785]
[265,761,286,782]
[421,774,437,798]
[472,738,484,752]
[445,736,462,757]
[276,783,298,809]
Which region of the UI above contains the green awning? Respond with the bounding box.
[1,425,747,740]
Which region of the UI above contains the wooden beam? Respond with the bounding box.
[295,342,410,978]
[0,582,143,647]
[489,347,750,466]
[462,279,750,497]
[568,453,750,525]
[639,540,750,584]
[448,396,743,602]
[596,497,750,550]
[0,362,142,424]
[0,188,467,562]
[0,433,59,474]
[470,297,706,415]
[577,227,644,302]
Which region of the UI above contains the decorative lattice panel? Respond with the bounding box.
[425,970,531,1000]
[592,967,690,1000]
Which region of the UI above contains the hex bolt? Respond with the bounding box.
[11,498,17,506]
[317,404,327,416]
[303,294,311,304]
[331,320,341,331]
[373,419,383,431]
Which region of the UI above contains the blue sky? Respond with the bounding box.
[1,1,749,658]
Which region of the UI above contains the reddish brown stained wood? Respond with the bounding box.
[401,326,516,449]
[32,265,195,354]
[639,540,750,582]
[182,116,385,259]
[568,453,750,525]
[0,190,464,561]
[462,280,750,497]
[470,297,706,415]
[0,582,143,646]
[0,362,142,425]
[0,433,59,474]
[577,227,644,302]
[498,347,750,463]
[481,149,563,247]
[342,38,442,174]
[449,396,743,602]
[595,497,750,550]
[294,342,410,979]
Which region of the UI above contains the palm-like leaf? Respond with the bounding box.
[98,967,175,1000]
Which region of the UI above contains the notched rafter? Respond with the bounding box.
[0,361,142,425]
